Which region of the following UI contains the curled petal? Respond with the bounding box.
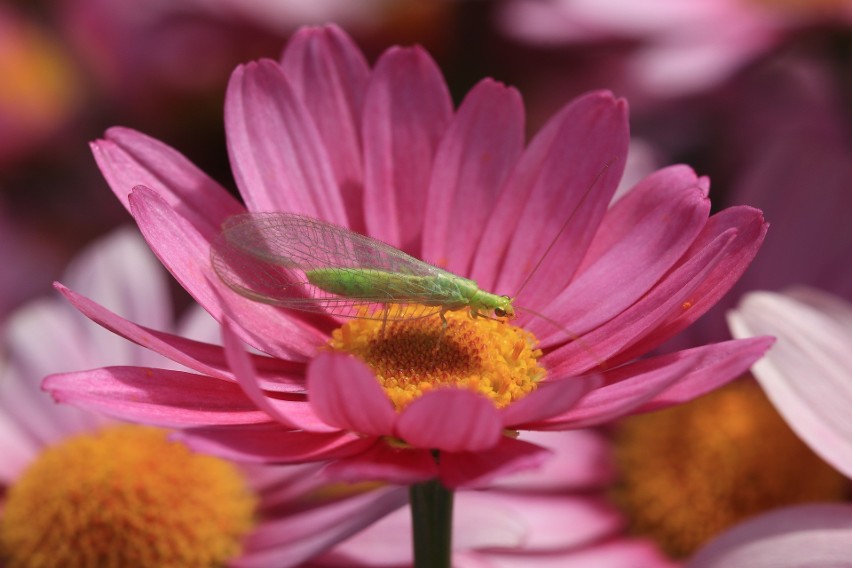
[55,283,307,392]
[322,442,439,485]
[222,319,336,433]
[91,127,243,240]
[307,352,396,436]
[729,289,852,478]
[689,504,852,568]
[43,367,270,427]
[439,436,553,489]
[395,389,502,453]
[177,423,375,464]
[128,185,325,360]
[234,487,407,568]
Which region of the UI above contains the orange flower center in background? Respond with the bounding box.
[0,425,256,568]
[611,377,850,559]
[328,304,545,410]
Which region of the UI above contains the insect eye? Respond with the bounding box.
[494,308,507,318]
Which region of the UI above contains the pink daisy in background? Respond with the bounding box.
[498,0,852,98]
[673,287,852,567]
[1,229,405,567]
[43,24,772,563]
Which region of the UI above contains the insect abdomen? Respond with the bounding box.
[306,268,380,298]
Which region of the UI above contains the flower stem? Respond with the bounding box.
[409,478,454,568]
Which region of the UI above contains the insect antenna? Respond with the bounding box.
[512,156,620,301]
[515,305,605,370]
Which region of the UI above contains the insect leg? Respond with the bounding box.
[381,309,388,338]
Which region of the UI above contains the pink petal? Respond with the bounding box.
[471,91,629,300]
[43,367,270,427]
[177,423,375,464]
[222,319,336,433]
[279,24,370,232]
[459,492,624,551]
[688,504,852,568]
[421,78,525,276]
[224,60,347,223]
[322,442,439,485]
[395,389,502,452]
[490,430,616,491]
[614,205,768,362]
[439,436,553,489]
[3,300,114,445]
[234,487,407,568]
[306,352,396,436]
[534,340,761,429]
[636,337,773,412]
[545,221,738,376]
[91,127,243,240]
[127,185,326,360]
[468,539,676,568]
[500,374,602,428]
[362,45,453,254]
[729,290,852,478]
[55,284,307,392]
[62,228,172,344]
[0,410,37,482]
[531,165,710,345]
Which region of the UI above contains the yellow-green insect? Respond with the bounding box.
[211,212,515,324]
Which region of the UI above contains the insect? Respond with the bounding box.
[211,159,616,335]
[211,213,515,325]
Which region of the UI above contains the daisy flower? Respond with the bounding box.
[499,0,852,97]
[1,229,405,567]
[675,287,852,567]
[44,25,771,556]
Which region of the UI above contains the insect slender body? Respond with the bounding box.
[305,268,513,318]
[211,213,515,322]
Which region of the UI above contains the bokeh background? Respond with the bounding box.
[2,0,851,559]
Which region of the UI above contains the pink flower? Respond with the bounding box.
[498,0,852,97]
[728,288,852,480]
[45,24,771,488]
[679,287,852,567]
[2,229,404,567]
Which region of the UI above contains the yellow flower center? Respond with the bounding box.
[610,377,849,559]
[0,425,257,568]
[327,305,545,410]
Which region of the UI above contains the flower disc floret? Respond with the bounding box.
[0,425,256,568]
[328,305,545,410]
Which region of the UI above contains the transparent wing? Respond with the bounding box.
[210,213,454,320]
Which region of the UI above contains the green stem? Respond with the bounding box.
[409,478,454,568]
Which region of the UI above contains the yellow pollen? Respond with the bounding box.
[327,304,545,410]
[0,425,257,568]
[610,377,849,559]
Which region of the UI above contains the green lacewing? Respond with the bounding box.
[211,212,514,324]
[211,160,616,330]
